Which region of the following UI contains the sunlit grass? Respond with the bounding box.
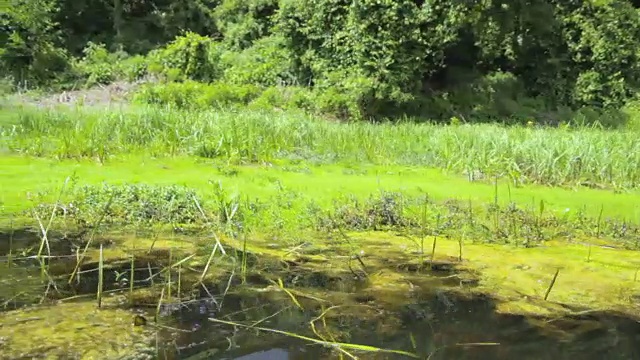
[2,155,640,222]
[2,105,640,188]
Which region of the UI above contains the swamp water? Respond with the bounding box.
[153,286,640,360]
[1,229,640,360]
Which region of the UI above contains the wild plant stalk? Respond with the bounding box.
[97,244,104,308]
[147,262,155,286]
[310,305,354,358]
[31,207,62,298]
[589,205,604,262]
[166,248,172,301]
[430,214,440,268]
[8,217,13,268]
[536,199,545,243]
[34,176,71,261]
[199,242,221,285]
[155,287,165,323]
[129,254,135,306]
[177,262,182,302]
[193,194,226,257]
[467,198,476,244]
[68,192,115,284]
[458,232,464,262]
[241,232,248,284]
[208,317,420,359]
[33,210,52,281]
[544,268,560,301]
[430,235,438,269]
[419,196,428,263]
[273,278,304,310]
[147,228,161,254]
[148,196,177,253]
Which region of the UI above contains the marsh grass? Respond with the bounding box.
[4,106,640,188]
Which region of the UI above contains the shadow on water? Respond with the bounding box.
[231,349,290,360]
[154,284,640,360]
[2,227,640,359]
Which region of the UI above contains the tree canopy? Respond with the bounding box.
[2,0,640,122]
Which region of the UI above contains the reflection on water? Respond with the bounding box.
[227,348,289,360]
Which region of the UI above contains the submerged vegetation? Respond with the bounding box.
[3,0,640,358]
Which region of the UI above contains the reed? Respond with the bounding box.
[5,106,640,189]
[208,317,420,359]
[97,244,104,308]
[544,268,561,301]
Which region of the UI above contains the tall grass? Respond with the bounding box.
[4,106,640,187]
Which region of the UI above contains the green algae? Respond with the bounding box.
[0,301,154,359]
[2,192,640,358]
[0,262,47,309]
[2,154,640,220]
[2,225,640,359]
[344,232,640,318]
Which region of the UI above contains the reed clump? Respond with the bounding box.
[3,106,640,189]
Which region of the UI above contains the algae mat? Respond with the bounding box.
[348,232,640,318]
[0,302,154,359]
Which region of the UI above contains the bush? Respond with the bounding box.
[133,81,262,109]
[147,32,224,82]
[120,55,149,82]
[73,42,122,86]
[214,0,279,50]
[198,82,262,107]
[310,68,382,121]
[0,0,74,88]
[248,86,314,111]
[562,2,640,108]
[221,35,299,87]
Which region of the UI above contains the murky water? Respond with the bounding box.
[152,287,640,360]
[2,229,640,360]
[230,349,290,360]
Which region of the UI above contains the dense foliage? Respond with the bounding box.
[2,0,640,123]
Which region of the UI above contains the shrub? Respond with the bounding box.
[133,81,262,109]
[214,0,279,50]
[0,0,74,88]
[311,68,378,120]
[221,36,299,87]
[197,82,262,107]
[147,32,224,82]
[73,42,124,86]
[248,86,314,111]
[120,55,149,82]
